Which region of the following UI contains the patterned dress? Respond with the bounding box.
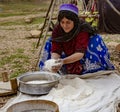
[39,34,115,75]
[80,34,115,74]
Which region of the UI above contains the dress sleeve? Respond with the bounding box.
[51,41,62,55]
[75,32,89,53]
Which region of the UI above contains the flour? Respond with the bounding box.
[48,77,94,100]
[26,80,49,84]
[44,59,61,72]
[44,59,56,71]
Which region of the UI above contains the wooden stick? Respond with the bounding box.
[2,72,9,82]
[36,0,54,48]
[34,0,56,71]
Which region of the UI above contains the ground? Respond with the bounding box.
[0,4,120,109]
[0,13,47,108]
[0,14,46,78]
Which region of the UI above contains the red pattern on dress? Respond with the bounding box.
[51,25,89,74]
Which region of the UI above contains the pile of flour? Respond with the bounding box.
[48,77,93,100]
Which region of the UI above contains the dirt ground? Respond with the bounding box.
[0,15,120,109]
[0,14,45,75]
[0,15,45,108]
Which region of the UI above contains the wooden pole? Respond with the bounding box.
[2,72,9,82]
[36,0,54,48]
[34,0,56,70]
[10,78,18,92]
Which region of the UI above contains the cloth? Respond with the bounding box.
[39,34,115,74]
[81,34,115,74]
[59,4,79,15]
[52,20,96,42]
[39,37,52,70]
[52,31,89,74]
[98,0,120,34]
[52,26,89,54]
[1,72,120,112]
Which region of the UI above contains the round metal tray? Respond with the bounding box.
[17,71,61,95]
[6,99,59,112]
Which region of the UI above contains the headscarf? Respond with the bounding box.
[52,4,96,42]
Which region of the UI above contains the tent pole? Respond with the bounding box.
[34,0,56,71]
[36,0,54,48]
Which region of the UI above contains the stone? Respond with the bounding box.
[29,30,41,38]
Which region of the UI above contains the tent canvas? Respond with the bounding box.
[98,0,120,34]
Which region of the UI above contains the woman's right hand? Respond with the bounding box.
[51,59,63,73]
[44,59,63,73]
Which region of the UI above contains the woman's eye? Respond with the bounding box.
[66,21,71,24]
[60,21,71,25]
[61,21,64,24]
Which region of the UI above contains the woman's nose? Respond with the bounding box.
[63,23,67,28]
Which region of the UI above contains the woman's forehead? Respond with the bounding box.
[61,17,73,22]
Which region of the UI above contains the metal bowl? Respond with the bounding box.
[17,71,61,95]
[6,99,59,112]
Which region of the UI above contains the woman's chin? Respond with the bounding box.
[64,30,70,33]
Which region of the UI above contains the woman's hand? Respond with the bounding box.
[51,59,63,72]
[44,59,63,73]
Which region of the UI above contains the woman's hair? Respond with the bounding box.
[58,10,79,26]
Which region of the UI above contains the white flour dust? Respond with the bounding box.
[26,80,49,84]
[44,59,56,71]
[44,59,61,72]
[48,77,93,100]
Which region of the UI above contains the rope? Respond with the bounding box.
[82,0,88,11]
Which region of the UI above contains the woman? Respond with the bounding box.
[39,3,114,75]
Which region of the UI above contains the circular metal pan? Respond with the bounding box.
[17,71,61,95]
[6,99,59,112]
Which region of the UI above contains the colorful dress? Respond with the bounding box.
[39,34,115,74]
[80,34,115,74]
[51,31,89,74]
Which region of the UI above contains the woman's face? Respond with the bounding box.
[60,17,74,33]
